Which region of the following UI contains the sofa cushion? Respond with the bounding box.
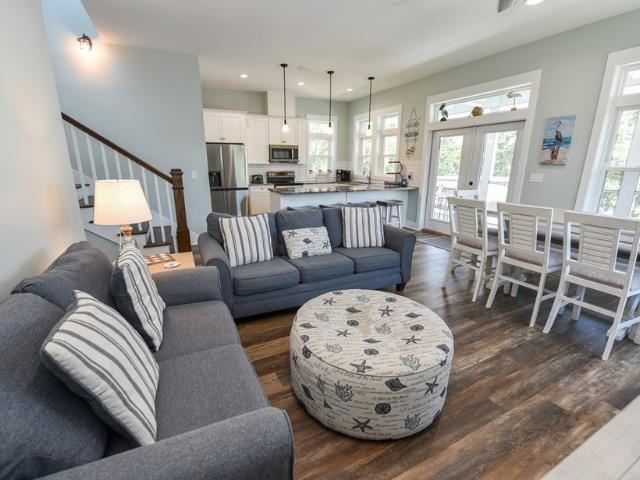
[111,244,166,351]
[322,207,343,248]
[0,293,109,479]
[154,300,240,362]
[335,247,401,273]
[233,257,300,295]
[219,214,274,267]
[12,241,115,310]
[285,252,354,283]
[283,226,332,259]
[207,212,278,255]
[155,345,269,440]
[342,206,385,248]
[275,207,324,256]
[40,291,160,447]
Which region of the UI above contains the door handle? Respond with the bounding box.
[468,181,474,186]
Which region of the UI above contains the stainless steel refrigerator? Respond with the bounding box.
[207,143,248,216]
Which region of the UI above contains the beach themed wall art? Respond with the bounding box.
[539,115,575,166]
[404,107,420,158]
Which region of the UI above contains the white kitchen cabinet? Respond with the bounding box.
[249,185,272,214]
[297,119,308,165]
[268,118,298,145]
[245,115,270,164]
[203,110,244,143]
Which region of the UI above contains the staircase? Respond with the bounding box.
[62,113,191,255]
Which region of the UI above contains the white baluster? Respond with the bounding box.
[114,152,122,179]
[85,133,98,184]
[154,176,166,243]
[70,126,89,205]
[100,143,110,179]
[164,181,176,249]
[125,159,142,231]
[141,169,155,245]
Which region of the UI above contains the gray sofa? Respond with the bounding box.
[199,207,417,318]
[1,242,293,480]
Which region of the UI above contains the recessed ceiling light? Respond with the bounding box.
[297,81,305,86]
[240,73,248,78]
[347,88,354,92]
[524,0,544,5]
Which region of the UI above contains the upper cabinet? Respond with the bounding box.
[268,118,298,145]
[203,110,244,143]
[245,115,270,165]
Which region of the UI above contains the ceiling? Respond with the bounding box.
[82,0,640,101]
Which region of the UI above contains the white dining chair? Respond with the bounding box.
[442,197,498,302]
[486,203,563,326]
[454,189,479,200]
[543,211,640,361]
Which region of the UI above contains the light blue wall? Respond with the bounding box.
[42,0,210,237]
[347,9,640,223]
[202,87,267,114]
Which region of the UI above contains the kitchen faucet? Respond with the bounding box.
[363,161,372,184]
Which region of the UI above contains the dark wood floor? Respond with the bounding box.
[236,235,640,480]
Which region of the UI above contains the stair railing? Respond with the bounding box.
[61,112,191,252]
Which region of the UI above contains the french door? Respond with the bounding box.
[425,121,525,233]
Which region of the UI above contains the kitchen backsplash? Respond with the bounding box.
[248,164,335,184]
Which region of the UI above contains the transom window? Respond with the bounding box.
[307,116,337,172]
[353,106,402,177]
[431,86,531,121]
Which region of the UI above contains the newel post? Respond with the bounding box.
[170,169,192,252]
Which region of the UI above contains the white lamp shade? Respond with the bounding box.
[93,180,152,226]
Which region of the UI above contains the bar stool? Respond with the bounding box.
[377,199,403,228]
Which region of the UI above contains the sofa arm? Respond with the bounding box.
[44,407,294,480]
[384,225,416,283]
[197,233,233,309]
[152,267,224,306]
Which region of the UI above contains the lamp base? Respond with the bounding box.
[119,224,134,250]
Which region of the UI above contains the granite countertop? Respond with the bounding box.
[269,183,418,195]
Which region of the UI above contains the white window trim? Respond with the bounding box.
[306,114,337,173]
[417,70,542,229]
[352,105,403,180]
[575,46,640,212]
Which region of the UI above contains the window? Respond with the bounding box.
[307,116,336,172]
[431,86,531,121]
[577,47,640,217]
[353,106,402,177]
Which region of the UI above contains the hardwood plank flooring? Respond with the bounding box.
[235,237,640,479]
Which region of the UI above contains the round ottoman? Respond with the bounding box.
[290,289,453,440]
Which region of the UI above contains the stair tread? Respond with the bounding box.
[144,240,172,248]
[75,183,91,189]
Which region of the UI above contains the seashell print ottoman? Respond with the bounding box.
[290,289,453,440]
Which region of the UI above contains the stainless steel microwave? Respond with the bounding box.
[269,145,299,163]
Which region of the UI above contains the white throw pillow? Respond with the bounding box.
[283,226,332,259]
[40,290,159,446]
[342,206,385,248]
[112,243,165,351]
[219,214,274,267]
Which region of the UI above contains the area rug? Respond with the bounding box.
[418,236,451,251]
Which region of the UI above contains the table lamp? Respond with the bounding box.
[93,180,153,249]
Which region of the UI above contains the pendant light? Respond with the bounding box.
[280,63,289,134]
[327,70,334,135]
[367,76,375,131]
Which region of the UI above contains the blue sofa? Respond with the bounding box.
[198,207,417,318]
[2,242,293,480]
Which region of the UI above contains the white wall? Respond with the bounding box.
[347,9,640,223]
[0,0,84,298]
[42,0,210,237]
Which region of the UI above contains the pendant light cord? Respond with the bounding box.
[281,63,288,125]
[328,71,334,128]
[368,76,375,130]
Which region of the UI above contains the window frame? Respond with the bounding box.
[352,105,402,178]
[306,115,337,173]
[576,46,640,214]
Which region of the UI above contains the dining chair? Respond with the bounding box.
[543,211,640,361]
[454,189,479,200]
[442,197,498,302]
[486,203,563,326]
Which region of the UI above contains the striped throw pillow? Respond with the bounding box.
[342,206,385,248]
[40,290,159,446]
[219,214,274,267]
[111,244,165,352]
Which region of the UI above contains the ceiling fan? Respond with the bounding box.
[498,0,543,12]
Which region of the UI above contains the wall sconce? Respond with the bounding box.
[77,33,93,51]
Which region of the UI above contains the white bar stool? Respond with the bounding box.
[377,200,403,228]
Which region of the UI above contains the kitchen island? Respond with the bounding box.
[269,183,418,225]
